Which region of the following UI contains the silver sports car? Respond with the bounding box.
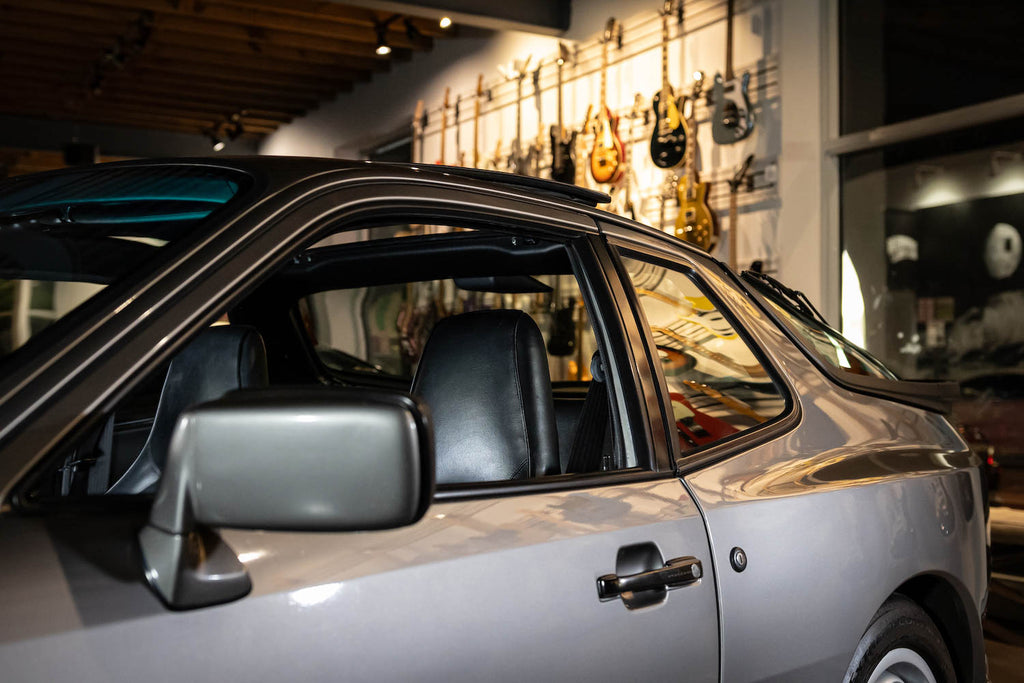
[0,159,986,682]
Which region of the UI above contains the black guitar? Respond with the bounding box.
[710,0,755,144]
[550,42,577,184]
[650,1,686,168]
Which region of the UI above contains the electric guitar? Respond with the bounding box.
[550,42,577,184]
[711,0,755,144]
[411,99,425,163]
[727,154,754,271]
[650,1,687,168]
[529,64,545,176]
[473,75,483,168]
[436,87,450,164]
[575,105,594,187]
[674,72,719,251]
[454,93,465,166]
[589,19,624,185]
[503,57,532,175]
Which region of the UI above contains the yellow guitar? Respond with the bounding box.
[674,72,719,252]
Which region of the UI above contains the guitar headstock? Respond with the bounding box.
[661,1,674,17]
[557,42,571,67]
[603,18,616,43]
[691,70,706,97]
[729,154,755,191]
[476,74,484,98]
[442,87,450,111]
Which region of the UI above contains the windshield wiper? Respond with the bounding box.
[741,270,828,325]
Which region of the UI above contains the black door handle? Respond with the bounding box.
[597,556,702,601]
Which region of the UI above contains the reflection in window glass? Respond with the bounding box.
[302,274,597,384]
[0,166,247,361]
[622,256,785,453]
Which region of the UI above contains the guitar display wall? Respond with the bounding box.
[411,0,780,271]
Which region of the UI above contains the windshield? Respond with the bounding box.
[0,165,249,360]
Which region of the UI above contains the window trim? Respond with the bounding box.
[604,237,799,474]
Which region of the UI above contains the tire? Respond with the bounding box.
[843,595,957,683]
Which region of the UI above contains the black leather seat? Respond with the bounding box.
[412,310,559,484]
[107,325,269,494]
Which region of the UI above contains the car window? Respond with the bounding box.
[26,226,630,504]
[743,273,898,380]
[620,254,787,453]
[0,166,249,362]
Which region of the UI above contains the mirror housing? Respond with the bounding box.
[139,388,434,609]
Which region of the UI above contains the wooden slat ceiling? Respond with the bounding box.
[0,0,450,140]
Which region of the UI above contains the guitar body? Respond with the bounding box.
[711,72,755,144]
[550,127,578,184]
[674,176,719,251]
[649,89,687,168]
[590,107,624,184]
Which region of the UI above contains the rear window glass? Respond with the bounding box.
[0,165,248,360]
[745,273,898,380]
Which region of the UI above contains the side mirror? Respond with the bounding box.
[138,388,434,609]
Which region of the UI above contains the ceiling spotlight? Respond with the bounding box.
[204,129,225,152]
[439,16,452,29]
[374,16,400,56]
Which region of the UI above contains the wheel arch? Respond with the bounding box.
[891,572,985,683]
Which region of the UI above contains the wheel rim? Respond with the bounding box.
[867,648,938,683]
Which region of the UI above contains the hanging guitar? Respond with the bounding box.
[589,18,624,185]
[529,63,545,176]
[411,99,426,163]
[435,87,450,164]
[727,154,754,271]
[473,74,483,168]
[575,104,594,187]
[549,43,577,184]
[674,72,719,251]
[711,0,755,144]
[502,57,532,175]
[454,93,466,166]
[650,1,686,168]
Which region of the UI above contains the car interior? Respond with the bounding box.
[34,227,625,501]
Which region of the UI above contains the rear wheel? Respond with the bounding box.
[844,595,956,683]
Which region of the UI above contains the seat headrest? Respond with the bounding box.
[107,325,268,494]
[412,310,559,484]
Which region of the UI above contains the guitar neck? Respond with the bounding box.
[661,15,670,95]
[724,0,735,80]
[600,37,608,112]
[556,62,564,133]
[728,190,739,270]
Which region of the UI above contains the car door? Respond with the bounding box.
[0,180,720,682]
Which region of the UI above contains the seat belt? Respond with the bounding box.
[565,352,611,474]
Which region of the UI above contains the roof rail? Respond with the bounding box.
[385,162,611,207]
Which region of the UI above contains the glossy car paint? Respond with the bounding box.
[0,159,986,682]
[0,479,719,682]
[603,225,987,681]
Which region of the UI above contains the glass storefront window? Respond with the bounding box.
[839,0,1024,135]
[840,122,1024,382]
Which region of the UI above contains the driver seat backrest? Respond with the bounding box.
[412,309,559,484]
[107,325,269,494]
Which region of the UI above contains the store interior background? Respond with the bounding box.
[0,0,1023,676]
